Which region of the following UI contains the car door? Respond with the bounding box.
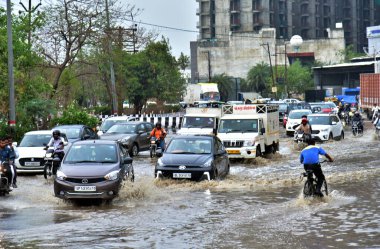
[216,137,229,176]
[136,123,149,150]
[118,143,127,178]
[332,115,341,137]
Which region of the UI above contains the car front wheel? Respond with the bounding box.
[129,143,139,157]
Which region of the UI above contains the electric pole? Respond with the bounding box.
[19,0,42,47]
[105,0,118,115]
[7,0,16,129]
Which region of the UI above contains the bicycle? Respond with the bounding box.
[302,160,328,198]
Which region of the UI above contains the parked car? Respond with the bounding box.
[97,116,139,136]
[285,109,313,136]
[282,98,301,104]
[308,113,344,141]
[54,140,134,200]
[14,130,68,173]
[100,121,153,157]
[310,102,338,114]
[155,135,230,181]
[53,125,98,143]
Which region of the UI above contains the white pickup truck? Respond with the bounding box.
[177,107,222,135]
[217,104,280,158]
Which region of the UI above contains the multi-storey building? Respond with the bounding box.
[196,0,380,52]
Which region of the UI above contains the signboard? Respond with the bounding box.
[367,26,380,38]
[232,105,257,114]
[272,87,277,93]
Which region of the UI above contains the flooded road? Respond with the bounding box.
[1,126,379,248]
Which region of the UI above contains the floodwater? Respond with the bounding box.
[0,125,379,249]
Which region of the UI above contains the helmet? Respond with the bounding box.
[355,111,360,116]
[155,122,162,128]
[52,130,61,136]
[301,117,308,125]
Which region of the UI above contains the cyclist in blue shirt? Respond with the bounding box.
[300,138,334,197]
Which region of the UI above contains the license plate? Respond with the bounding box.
[74,186,96,191]
[24,161,40,166]
[173,173,191,179]
[227,150,240,154]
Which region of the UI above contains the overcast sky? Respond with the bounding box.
[127,0,198,58]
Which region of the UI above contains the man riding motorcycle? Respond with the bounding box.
[149,122,167,150]
[351,111,364,132]
[46,130,65,160]
[300,138,334,197]
[295,116,312,143]
[0,137,15,190]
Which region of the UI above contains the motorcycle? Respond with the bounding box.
[0,162,12,196]
[294,130,306,144]
[340,112,349,127]
[149,137,161,158]
[352,121,363,136]
[43,148,62,179]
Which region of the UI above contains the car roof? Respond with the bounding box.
[308,113,337,117]
[289,109,312,113]
[112,121,148,125]
[172,135,214,140]
[71,139,117,145]
[24,130,53,135]
[104,116,136,121]
[54,124,86,129]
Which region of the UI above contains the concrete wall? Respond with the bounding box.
[195,28,345,80]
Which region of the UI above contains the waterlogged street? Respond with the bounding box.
[0,126,379,248]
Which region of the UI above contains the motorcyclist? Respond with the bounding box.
[351,111,364,132]
[0,137,14,190]
[295,116,312,143]
[300,138,334,197]
[5,136,18,188]
[46,130,65,160]
[149,122,167,150]
[372,103,379,122]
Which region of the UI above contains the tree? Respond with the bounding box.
[122,39,186,113]
[177,52,190,71]
[244,62,271,95]
[336,44,365,63]
[211,74,233,102]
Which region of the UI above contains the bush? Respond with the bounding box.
[51,104,99,129]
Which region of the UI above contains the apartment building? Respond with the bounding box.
[196,0,380,51]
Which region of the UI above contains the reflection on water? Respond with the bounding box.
[0,129,379,248]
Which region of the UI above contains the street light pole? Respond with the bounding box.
[7,0,16,129]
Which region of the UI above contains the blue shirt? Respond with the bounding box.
[0,146,11,162]
[300,145,326,164]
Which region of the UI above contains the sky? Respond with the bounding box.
[127,0,198,58]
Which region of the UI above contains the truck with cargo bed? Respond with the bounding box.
[217,104,280,159]
[177,107,222,135]
[360,73,380,118]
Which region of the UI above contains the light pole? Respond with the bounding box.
[7,0,16,129]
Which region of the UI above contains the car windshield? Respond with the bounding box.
[101,120,128,131]
[289,111,311,119]
[19,134,52,147]
[182,117,214,128]
[57,128,81,139]
[106,124,136,134]
[166,138,212,154]
[308,116,331,125]
[218,119,258,133]
[64,144,117,163]
[279,104,287,112]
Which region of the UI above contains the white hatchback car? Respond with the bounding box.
[286,109,312,136]
[308,113,344,141]
[14,130,68,173]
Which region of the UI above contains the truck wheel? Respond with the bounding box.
[256,146,262,157]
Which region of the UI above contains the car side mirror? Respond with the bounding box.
[260,128,266,134]
[12,142,17,147]
[83,134,91,140]
[156,148,163,157]
[123,157,133,164]
[331,121,337,125]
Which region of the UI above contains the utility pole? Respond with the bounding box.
[207,51,211,82]
[261,42,276,98]
[105,0,118,115]
[19,0,42,47]
[7,0,16,129]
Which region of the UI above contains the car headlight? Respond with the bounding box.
[157,158,165,167]
[243,140,255,147]
[56,170,67,180]
[202,158,213,168]
[104,170,119,181]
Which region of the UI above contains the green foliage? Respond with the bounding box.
[122,39,186,113]
[337,44,365,63]
[244,62,272,95]
[51,104,98,128]
[177,52,190,71]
